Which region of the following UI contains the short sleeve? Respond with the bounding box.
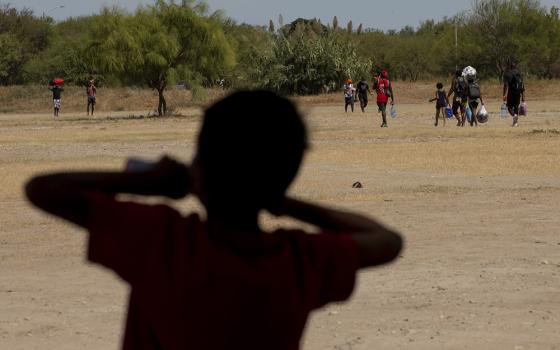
[297,232,360,309]
[86,192,183,284]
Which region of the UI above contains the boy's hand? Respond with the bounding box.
[149,156,191,199]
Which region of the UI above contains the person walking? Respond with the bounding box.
[503,61,525,127]
[464,69,485,127]
[447,70,467,126]
[356,78,371,113]
[343,79,356,113]
[429,82,450,127]
[373,69,394,128]
[48,81,64,117]
[87,80,97,116]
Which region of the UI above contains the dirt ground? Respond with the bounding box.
[1,96,560,349]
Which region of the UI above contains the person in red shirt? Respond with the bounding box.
[373,70,395,128]
[25,90,403,350]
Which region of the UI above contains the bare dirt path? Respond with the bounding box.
[1,100,560,349]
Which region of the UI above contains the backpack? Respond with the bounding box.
[509,72,524,93]
[454,76,468,97]
[468,81,481,99]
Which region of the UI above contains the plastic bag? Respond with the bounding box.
[445,106,454,118]
[500,103,509,118]
[390,105,397,119]
[476,105,489,123]
[519,102,528,116]
[466,106,472,123]
[462,66,477,78]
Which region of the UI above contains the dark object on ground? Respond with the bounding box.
[352,182,363,188]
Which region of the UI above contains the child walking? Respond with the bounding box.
[343,79,356,113]
[429,82,449,127]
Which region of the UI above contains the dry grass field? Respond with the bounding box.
[1,83,560,350]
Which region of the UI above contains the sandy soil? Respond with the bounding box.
[1,98,560,350]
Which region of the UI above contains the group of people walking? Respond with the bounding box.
[343,69,395,128]
[344,61,525,128]
[47,79,97,117]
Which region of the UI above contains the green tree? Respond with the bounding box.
[0,33,23,83]
[0,5,51,84]
[347,21,353,34]
[250,31,370,94]
[357,23,363,35]
[23,16,100,85]
[90,1,235,115]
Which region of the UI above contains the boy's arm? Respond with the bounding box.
[25,157,190,228]
[389,82,395,104]
[270,197,403,268]
[429,92,437,102]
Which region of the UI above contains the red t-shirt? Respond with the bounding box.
[376,78,391,104]
[86,193,359,350]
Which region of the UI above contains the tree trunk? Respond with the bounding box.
[157,88,167,116]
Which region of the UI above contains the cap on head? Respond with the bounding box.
[347,79,353,84]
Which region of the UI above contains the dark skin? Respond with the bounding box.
[467,94,485,127]
[446,76,464,126]
[87,82,97,116]
[503,78,525,117]
[25,156,402,268]
[429,88,450,127]
[48,85,63,117]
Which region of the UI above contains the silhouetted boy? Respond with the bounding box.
[25,91,403,350]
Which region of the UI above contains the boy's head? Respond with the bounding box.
[436,82,443,89]
[455,70,462,77]
[380,70,389,79]
[195,90,307,214]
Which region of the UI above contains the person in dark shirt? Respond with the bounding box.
[429,82,449,127]
[503,61,525,127]
[356,78,371,113]
[25,91,403,350]
[446,70,467,127]
[48,83,64,117]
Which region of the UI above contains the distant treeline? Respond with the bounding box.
[0,0,558,112]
